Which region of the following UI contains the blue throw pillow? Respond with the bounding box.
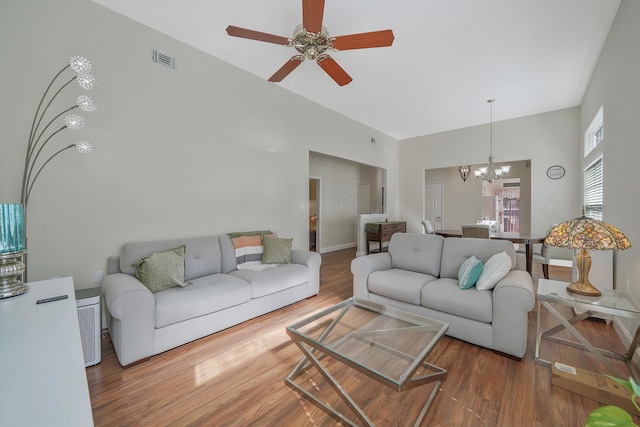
[458,256,483,290]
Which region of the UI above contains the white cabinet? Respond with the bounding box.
[0,277,94,426]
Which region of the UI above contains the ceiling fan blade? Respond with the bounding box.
[226,25,290,46]
[302,0,325,34]
[268,56,305,82]
[317,55,352,86]
[331,29,395,50]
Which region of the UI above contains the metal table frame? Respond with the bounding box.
[285,298,448,426]
[535,279,640,382]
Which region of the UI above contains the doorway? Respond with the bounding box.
[309,178,320,251]
[424,182,443,231]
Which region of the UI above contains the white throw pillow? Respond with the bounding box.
[476,251,511,291]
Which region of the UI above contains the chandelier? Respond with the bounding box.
[474,99,510,182]
[458,165,471,182]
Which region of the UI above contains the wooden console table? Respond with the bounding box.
[366,221,406,254]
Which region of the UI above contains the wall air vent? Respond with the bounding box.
[152,49,176,70]
[503,182,520,187]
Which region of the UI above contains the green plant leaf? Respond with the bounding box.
[586,405,637,427]
[630,378,640,397]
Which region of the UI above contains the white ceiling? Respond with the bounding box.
[92,0,620,140]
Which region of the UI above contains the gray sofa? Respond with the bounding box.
[351,233,535,359]
[102,234,321,366]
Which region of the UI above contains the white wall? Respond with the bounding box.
[399,108,581,237]
[0,0,399,287]
[309,152,388,252]
[580,0,640,297]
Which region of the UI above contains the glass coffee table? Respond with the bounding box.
[285,298,449,426]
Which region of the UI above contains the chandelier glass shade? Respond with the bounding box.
[545,209,631,296]
[474,99,510,183]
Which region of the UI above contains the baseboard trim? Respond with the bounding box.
[550,258,572,267]
[320,243,356,254]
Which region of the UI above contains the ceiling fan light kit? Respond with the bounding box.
[226,0,394,86]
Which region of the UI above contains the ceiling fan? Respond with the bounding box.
[226,0,394,86]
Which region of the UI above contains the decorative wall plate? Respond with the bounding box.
[547,165,565,179]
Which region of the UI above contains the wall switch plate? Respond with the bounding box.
[94,271,103,284]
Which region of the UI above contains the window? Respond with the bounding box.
[583,106,604,220]
[584,156,603,221]
[584,106,604,156]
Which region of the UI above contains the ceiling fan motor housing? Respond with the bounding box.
[293,24,332,60]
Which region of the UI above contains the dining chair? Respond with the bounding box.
[422,220,435,234]
[516,224,556,279]
[461,224,491,239]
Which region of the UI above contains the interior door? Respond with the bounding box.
[424,182,443,230]
[356,182,370,214]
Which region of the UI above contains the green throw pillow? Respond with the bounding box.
[132,245,191,293]
[458,255,483,290]
[262,235,293,264]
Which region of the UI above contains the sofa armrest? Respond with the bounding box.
[514,253,527,271]
[351,253,392,301]
[491,270,535,358]
[102,273,155,366]
[106,255,120,275]
[291,249,322,295]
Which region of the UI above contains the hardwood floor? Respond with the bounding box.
[87,249,639,426]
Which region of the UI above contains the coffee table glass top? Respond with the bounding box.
[286,298,449,388]
[538,279,640,318]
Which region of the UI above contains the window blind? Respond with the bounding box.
[584,157,603,220]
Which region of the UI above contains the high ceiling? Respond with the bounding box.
[92,0,620,140]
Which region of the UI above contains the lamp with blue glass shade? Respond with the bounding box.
[0,204,28,298]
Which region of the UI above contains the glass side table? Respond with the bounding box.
[535,278,640,381]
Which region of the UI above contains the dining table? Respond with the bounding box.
[434,229,546,275]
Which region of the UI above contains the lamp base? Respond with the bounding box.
[0,250,28,299]
[566,248,601,297]
[566,281,601,297]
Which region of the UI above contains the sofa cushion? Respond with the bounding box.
[154,274,251,328]
[262,235,292,264]
[476,251,511,291]
[368,268,437,305]
[388,233,444,277]
[132,246,191,293]
[421,278,493,323]
[458,256,483,290]
[229,263,309,298]
[440,238,515,279]
[120,236,223,280]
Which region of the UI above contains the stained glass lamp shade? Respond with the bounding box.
[545,211,631,296]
